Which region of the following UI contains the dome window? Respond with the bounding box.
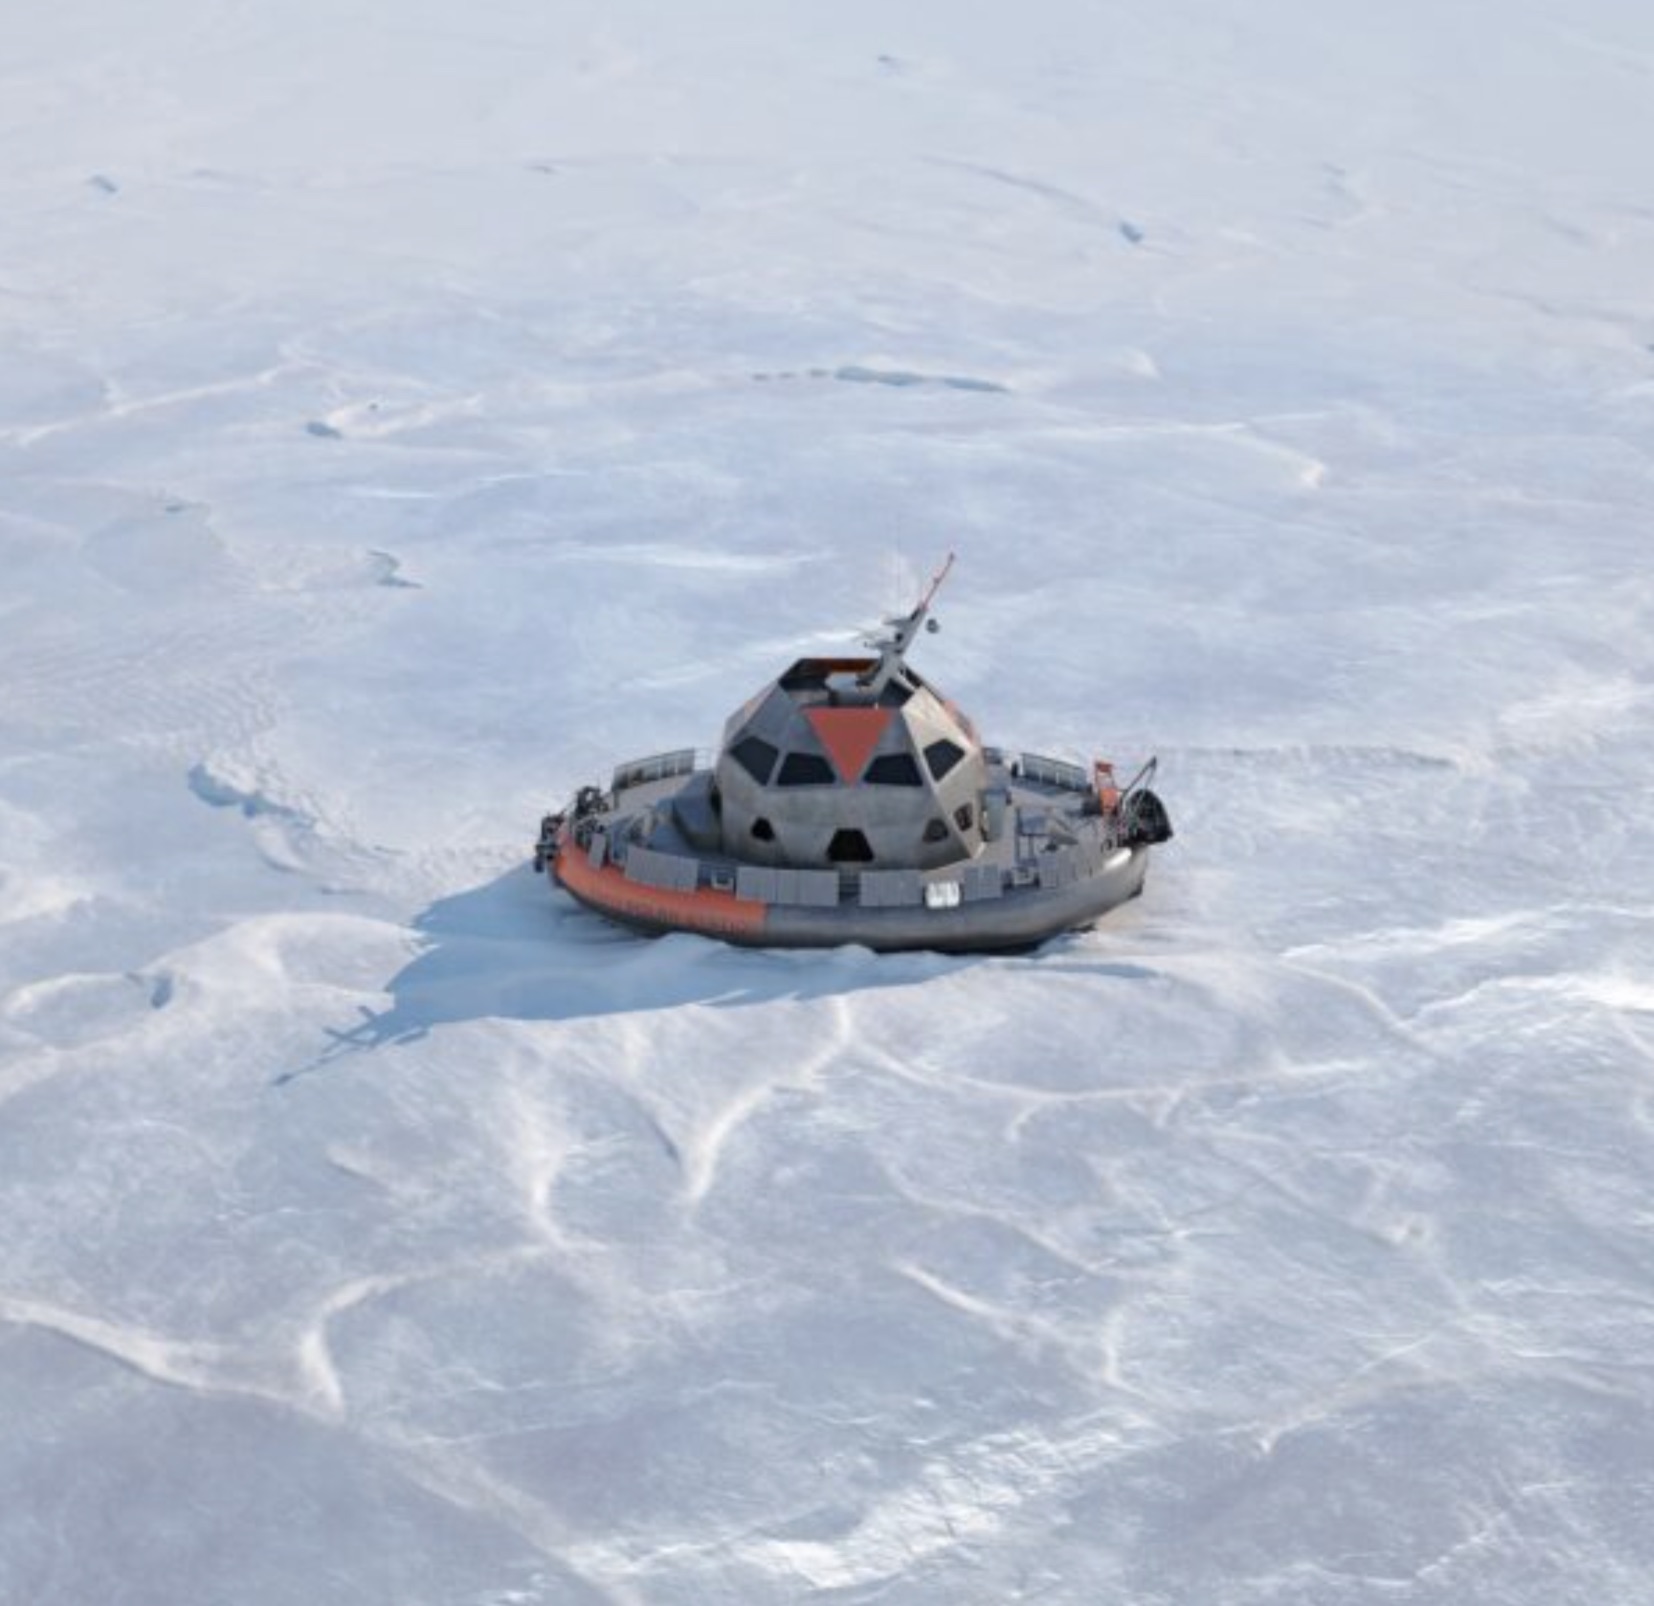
[925,739,966,781]
[828,828,875,863]
[731,735,779,785]
[922,817,949,843]
[776,752,836,787]
[864,752,923,787]
[751,817,776,842]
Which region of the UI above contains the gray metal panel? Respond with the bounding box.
[963,864,1003,901]
[736,865,777,903]
[670,774,721,850]
[797,869,840,908]
[981,787,1010,842]
[587,833,607,869]
[638,848,697,892]
[624,846,666,887]
[863,869,922,908]
[775,868,801,905]
[1038,848,1081,890]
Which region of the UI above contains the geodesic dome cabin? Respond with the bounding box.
[712,650,990,872]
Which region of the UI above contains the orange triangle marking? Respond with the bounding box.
[804,707,892,783]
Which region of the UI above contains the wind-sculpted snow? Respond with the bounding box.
[4,1,1654,1601]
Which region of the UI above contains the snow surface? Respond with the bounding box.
[4,2,1654,1601]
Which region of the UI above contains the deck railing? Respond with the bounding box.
[1015,751,1092,792]
[610,748,700,792]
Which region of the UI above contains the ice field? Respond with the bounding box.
[3,2,1654,1601]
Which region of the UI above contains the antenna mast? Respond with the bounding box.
[860,551,955,695]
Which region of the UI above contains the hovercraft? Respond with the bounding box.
[533,557,1171,953]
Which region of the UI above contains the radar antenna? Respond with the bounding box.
[860,551,955,696]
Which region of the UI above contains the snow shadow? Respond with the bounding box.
[283,866,985,1079]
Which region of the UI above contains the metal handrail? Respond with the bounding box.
[610,747,704,791]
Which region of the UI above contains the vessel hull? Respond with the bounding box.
[554,839,1152,954]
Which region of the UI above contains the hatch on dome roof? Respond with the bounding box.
[777,657,877,691]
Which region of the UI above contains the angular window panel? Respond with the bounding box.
[925,739,966,781]
[730,734,779,785]
[776,752,836,787]
[864,752,923,787]
[827,828,874,863]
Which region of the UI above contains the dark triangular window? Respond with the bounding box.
[827,828,874,863]
[925,739,966,781]
[731,735,779,784]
